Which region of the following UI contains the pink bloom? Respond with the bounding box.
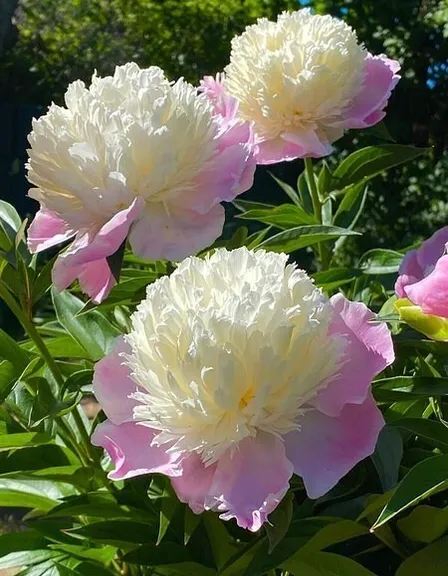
[27,64,256,303]
[395,227,448,318]
[207,10,400,164]
[92,248,394,531]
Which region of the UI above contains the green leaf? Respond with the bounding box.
[358,249,403,274]
[332,144,428,190]
[232,200,275,213]
[397,506,448,543]
[123,542,191,565]
[71,520,158,546]
[373,376,448,402]
[52,289,120,361]
[364,121,395,142]
[23,336,90,359]
[0,531,47,557]
[370,426,403,491]
[225,226,249,250]
[372,455,448,529]
[238,204,316,228]
[317,162,333,196]
[0,327,30,372]
[0,432,53,451]
[0,200,22,251]
[396,536,448,575]
[312,268,361,291]
[297,172,314,214]
[270,173,302,206]
[284,551,378,575]
[0,550,60,570]
[0,490,58,511]
[333,183,368,230]
[265,492,294,553]
[157,479,180,545]
[203,513,237,570]
[390,417,448,450]
[259,225,359,254]
[184,507,201,545]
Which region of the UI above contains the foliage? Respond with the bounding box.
[0,0,296,104]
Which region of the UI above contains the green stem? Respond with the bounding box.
[72,406,100,464]
[304,158,331,270]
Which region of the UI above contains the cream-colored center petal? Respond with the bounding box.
[124,248,346,465]
[225,9,366,143]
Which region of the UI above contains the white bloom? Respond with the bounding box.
[124,247,346,464]
[225,9,366,143]
[27,64,220,230]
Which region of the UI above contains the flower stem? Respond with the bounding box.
[304,158,331,270]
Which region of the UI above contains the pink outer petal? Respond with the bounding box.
[395,249,421,298]
[170,453,217,515]
[27,208,75,253]
[395,227,448,302]
[172,434,293,532]
[129,203,225,262]
[91,420,182,481]
[257,131,333,164]
[285,394,384,499]
[310,294,394,417]
[339,54,401,129]
[405,255,448,318]
[200,74,239,123]
[93,336,140,425]
[52,197,144,302]
[208,433,293,531]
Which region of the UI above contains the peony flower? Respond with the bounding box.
[26,63,256,302]
[396,227,448,318]
[92,247,394,531]
[201,9,400,164]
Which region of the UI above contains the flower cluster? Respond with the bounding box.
[92,248,394,530]
[24,9,402,531]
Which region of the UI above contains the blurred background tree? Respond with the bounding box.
[0,0,447,258]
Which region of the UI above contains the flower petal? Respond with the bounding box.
[129,203,225,261]
[52,197,144,302]
[340,54,401,129]
[405,255,448,318]
[207,433,293,531]
[93,337,139,425]
[310,294,394,417]
[170,453,217,514]
[285,394,384,499]
[91,420,182,481]
[256,131,333,164]
[27,208,75,253]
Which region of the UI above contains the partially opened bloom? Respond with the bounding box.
[92,247,394,531]
[26,63,256,302]
[202,9,400,164]
[396,227,448,318]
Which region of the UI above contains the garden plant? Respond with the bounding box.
[0,7,448,576]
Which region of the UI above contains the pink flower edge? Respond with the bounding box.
[310,294,395,417]
[339,54,401,130]
[395,227,448,318]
